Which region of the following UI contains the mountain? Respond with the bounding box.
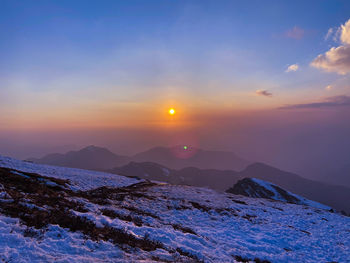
[131,146,250,171]
[237,162,350,213]
[110,161,350,213]
[0,154,349,262]
[27,145,250,172]
[26,146,350,213]
[111,161,241,191]
[27,145,130,170]
[226,178,330,210]
[325,163,350,188]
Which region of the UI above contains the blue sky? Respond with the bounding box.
[2,0,349,100]
[0,0,350,94]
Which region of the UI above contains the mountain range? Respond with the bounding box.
[27,145,350,213]
[27,145,250,171]
[110,161,350,213]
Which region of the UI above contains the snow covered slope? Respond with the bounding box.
[0,155,139,191]
[0,155,349,263]
[226,178,331,210]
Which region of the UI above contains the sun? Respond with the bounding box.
[168,108,176,115]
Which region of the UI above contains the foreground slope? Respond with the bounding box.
[0,155,349,263]
[0,155,138,191]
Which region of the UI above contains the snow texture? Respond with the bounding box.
[0,155,139,191]
[0,155,349,262]
[251,178,331,210]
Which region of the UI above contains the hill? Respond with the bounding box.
[131,146,250,171]
[110,161,240,191]
[238,163,350,213]
[28,145,250,172]
[226,178,330,210]
[27,145,130,170]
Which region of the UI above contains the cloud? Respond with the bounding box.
[324,27,341,41]
[311,18,350,75]
[285,26,305,39]
[311,45,350,75]
[286,64,299,72]
[279,95,350,109]
[340,19,350,44]
[255,89,272,97]
[325,85,333,91]
[325,28,334,40]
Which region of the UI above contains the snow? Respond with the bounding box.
[0,155,139,191]
[251,178,331,210]
[0,155,349,262]
[0,215,128,263]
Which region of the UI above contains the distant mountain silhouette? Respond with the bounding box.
[27,145,130,170]
[109,161,350,213]
[131,146,250,171]
[111,161,241,191]
[326,164,350,188]
[28,145,250,172]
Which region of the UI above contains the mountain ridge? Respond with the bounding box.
[226,177,331,210]
[27,145,251,171]
[27,145,130,170]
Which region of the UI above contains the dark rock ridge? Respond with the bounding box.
[226,178,329,209]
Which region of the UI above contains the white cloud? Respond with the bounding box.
[325,85,333,91]
[325,28,334,40]
[286,64,299,72]
[340,19,350,44]
[311,45,350,75]
[311,18,350,75]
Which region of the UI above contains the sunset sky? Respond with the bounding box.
[1,0,350,178]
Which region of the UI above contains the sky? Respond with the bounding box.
[1,0,350,183]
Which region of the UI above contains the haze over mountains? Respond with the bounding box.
[27,146,129,170]
[28,145,250,171]
[27,145,350,213]
[132,146,250,171]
